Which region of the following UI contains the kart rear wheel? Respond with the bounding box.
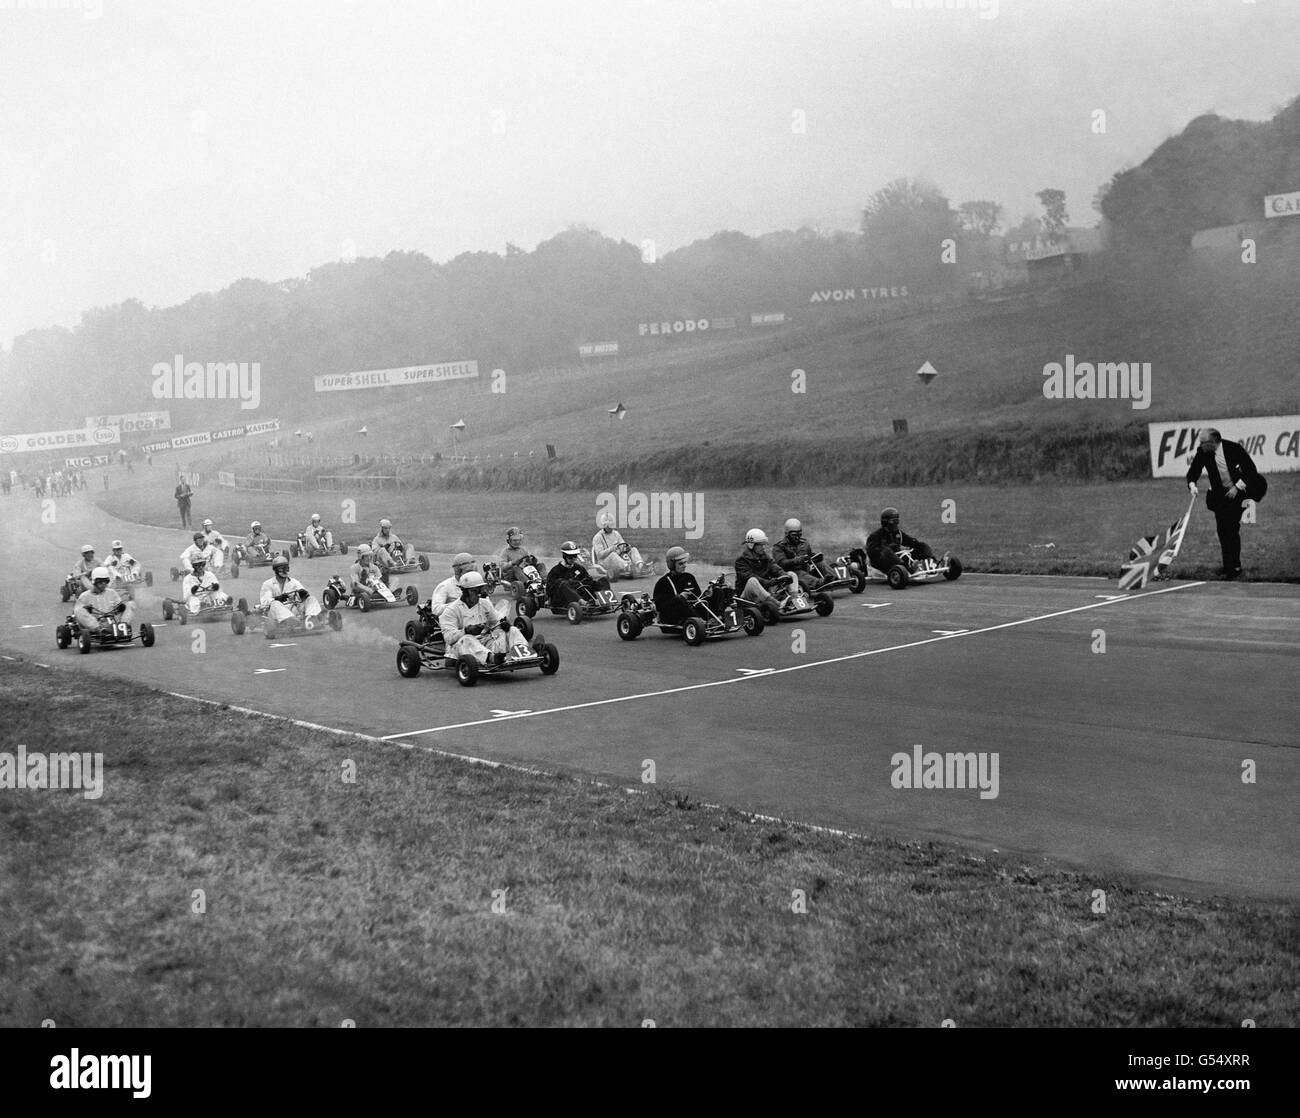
[328,609,343,631]
[322,587,339,609]
[418,554,430,571]
[566,603,583,625]
[162,600,174,621]
[849,572,867,593]
[887,565,909,590]
[231,611,246,635]
[340,542,348,555]
[539,643,560,675]
[56,624,71,649]
[519,595,537,618]
[741,609,765,637]
[396,643,423,678]
[814,593,834,617]
[78,633,92,654]
[289,542,299,558]
[60,584,72,602]
[683,617,706,646]
[140,622,155,647]
[943,557,963,581]
[405,620,424,642]
[456,657,478,686]
[358,593,370,613]
[616,611,642,641]
[405,585,419,606]
[513,614,534,642]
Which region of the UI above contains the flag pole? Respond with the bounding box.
[1165,491,1198,565]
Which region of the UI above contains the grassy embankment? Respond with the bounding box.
[3,656,1296,1027]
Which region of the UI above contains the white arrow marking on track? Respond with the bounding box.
[490,709,532,717]
[932,629,969,636]
[270,642,298,648]
[858,602,892,609]
[736,668,774,675]
[253,667,287,674]
[20,624,44,629]
[1095,594,1127,601]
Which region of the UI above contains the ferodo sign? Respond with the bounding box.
[1148,415,1300,477]
[85,410,172,432]
[638,318,711,336]
[0,426,120,454]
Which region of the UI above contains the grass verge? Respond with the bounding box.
[1,657,1296,1027]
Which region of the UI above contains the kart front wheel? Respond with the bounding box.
[683,617,706,646]
[519,595,537,618]
[566,603,583,625]
[513,614,535,642]
[741,608,765,637]
[396,643,423,678]
[56,624,71,649]
[231,611,246,635]
[814,593,834,617]
[358,593,370,613]
[539,643,560,675]
[849,572,866,593]
[322,587,339,609]
[616,611,642,641]
[405,620,424,642]
[943,557,963,581]
[887,565,909,590]
[78,633,92,654]
[456,657,478,686]
[140,622,155,647]
[405,586,419,606]
[418,554,430,571]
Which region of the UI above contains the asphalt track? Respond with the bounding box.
[4,492,1297,900]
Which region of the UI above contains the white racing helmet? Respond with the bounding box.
[744,528,769,547]
[458,571,486,589]
[597,513,615,530]
[91,566,110,582]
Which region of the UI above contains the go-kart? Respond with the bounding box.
[406,600,535,644]
[375,541,430,576]
[595,541,656,579]
[734,581,834,624]
[321,573,418,611]
[59,573,88,603]
[230,541,288,572]
[395,614,559,687]
[501,559,550,618]
[230,590,343,638]
[170,558,239,581]
[291,527,348,559]
[56,610,155,653]
[162,590,245,624]
[616,575,760,644]
[547,576,621,625]
[849,545,962,590]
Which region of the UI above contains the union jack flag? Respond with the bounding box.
[1118,508,1191,591]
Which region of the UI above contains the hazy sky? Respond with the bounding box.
[2,0,1297,346]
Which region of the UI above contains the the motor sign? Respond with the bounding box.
[0,426,121,453]
[1148,415,1300,477]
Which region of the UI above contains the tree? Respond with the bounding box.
[1036,188,1069,242]
[860,177,961,291]
[958,200,1003,237]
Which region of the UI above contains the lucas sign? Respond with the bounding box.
[1147,415,1300,477]
[314,361,478,392]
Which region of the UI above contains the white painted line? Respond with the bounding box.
[253,667,287,674]
[736,667,774,675]
[860,602,892,609]
[932,629,969,636]
[1095,594,1127,601]
[490,708,532,717]
[382,580,1205,741]
[270,642,298,648]
[20,624,44,629]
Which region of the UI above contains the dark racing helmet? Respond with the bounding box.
[665,546,690,570]
[271,556,290,574]
[880,507,900,527]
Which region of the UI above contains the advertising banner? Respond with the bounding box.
[1148,415,1300,477]
[313,362,478,392]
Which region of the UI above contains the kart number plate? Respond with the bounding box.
[112,622,129,638]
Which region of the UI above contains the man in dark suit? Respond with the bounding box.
[1185,428,1266,580]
